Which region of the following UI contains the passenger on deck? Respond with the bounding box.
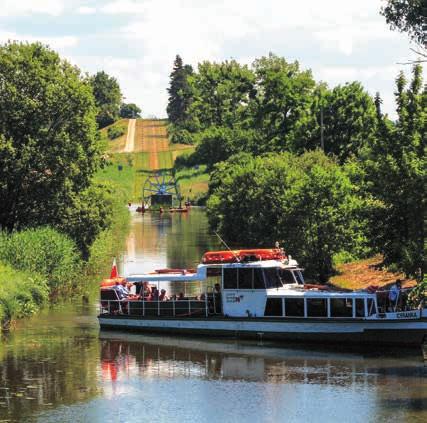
[177,292,184,300]
[149,287,159,301]
[113,280,128,299]
[214,283,221,294]
[159,289,169,301]
[121,280,130,296]
[388,279,402,311]
[199,293,206,301]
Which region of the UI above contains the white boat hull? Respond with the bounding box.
[98,315,427,346]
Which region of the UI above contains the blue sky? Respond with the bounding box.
[0,0,424,118]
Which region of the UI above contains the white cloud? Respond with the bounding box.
[0,0,67,16]
[0,31,79,49]
[100,0,148,14]
[77,6,96,15]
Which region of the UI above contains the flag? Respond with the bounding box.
[110,257,118,279]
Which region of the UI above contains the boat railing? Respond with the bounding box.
[373,286,418,313]
[99,294,222,318]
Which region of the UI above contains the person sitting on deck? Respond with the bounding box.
[177,292,185,300]
[113,280,128,300]
[159,289,168,301]
[148,287,159,301]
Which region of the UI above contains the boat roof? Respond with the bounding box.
[124,260,304,282]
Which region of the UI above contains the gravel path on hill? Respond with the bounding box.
[124,118,136,152]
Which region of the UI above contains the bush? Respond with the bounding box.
[168,127,196,144]
[0,262,48,329]
[107,125,126,140]
[0,227,82,298]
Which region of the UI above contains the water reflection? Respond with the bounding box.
[122,208,219,274]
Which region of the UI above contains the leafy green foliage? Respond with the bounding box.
[0,42,101,235]
[107,125,126,140]
[0,261,49,328]
[189,60,255,129]
[120,102,141,118]
[297,82,377,163]
[364,65,426,277]
[0,227,81,297]
[248,54,316,152]
[207,151,369,281]
[381,0,426,47]
[90,70,122,128]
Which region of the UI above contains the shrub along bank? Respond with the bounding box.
[0,169,132,330]
[0,262,49,330]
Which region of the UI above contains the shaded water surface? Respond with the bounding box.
[0,209,425,422]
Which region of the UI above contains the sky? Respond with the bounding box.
[0,0,424,119]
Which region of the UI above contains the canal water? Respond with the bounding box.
[0,209,425,422]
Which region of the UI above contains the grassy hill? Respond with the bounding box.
[96,119,209,204]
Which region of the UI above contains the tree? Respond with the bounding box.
[119,102,141,118]
[0,42,109,251]
[249,54,316,153]
[167,55,194,126]
[381,1,426,47]
[296,82,377,163]
[192,126,255,169]
[90,71,122,128]
[190,60,255,129]
[207,151,368,281]
[364,65,426,277]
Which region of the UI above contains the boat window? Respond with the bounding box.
[238,268,253,289]
[264,298,283,316]
[263,268,282,289]
[284,298,304,317]
[294,271,304,285]
[330,298,353,317]
[279,270,295,284]
[307,298,327,317]
[355,299,365,317]
[253,269,265,289]
[367,298,376,316]
[223,268,238,289]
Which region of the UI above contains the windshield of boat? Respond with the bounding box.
[278,269,295,284]
[294,270,304,284]
[263,268,283,289]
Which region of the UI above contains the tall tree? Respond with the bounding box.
[0,42,116,257]
[167,55,193,125]
[249,54,316,153]
[190,60,255,129]
[381,0,426,47]
[90,71,122,128]
[365,65,426,277]
[0,42,102,234]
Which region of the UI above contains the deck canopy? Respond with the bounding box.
[125,265,208,283]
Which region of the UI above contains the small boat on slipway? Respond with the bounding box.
[98,249,427,347]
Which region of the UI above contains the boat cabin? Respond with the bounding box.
[98,257,399,321]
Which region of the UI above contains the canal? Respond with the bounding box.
[0,209,425,422]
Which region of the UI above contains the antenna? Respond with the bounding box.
[214,231,240,262]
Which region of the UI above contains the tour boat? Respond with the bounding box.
[98,250,427,347]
